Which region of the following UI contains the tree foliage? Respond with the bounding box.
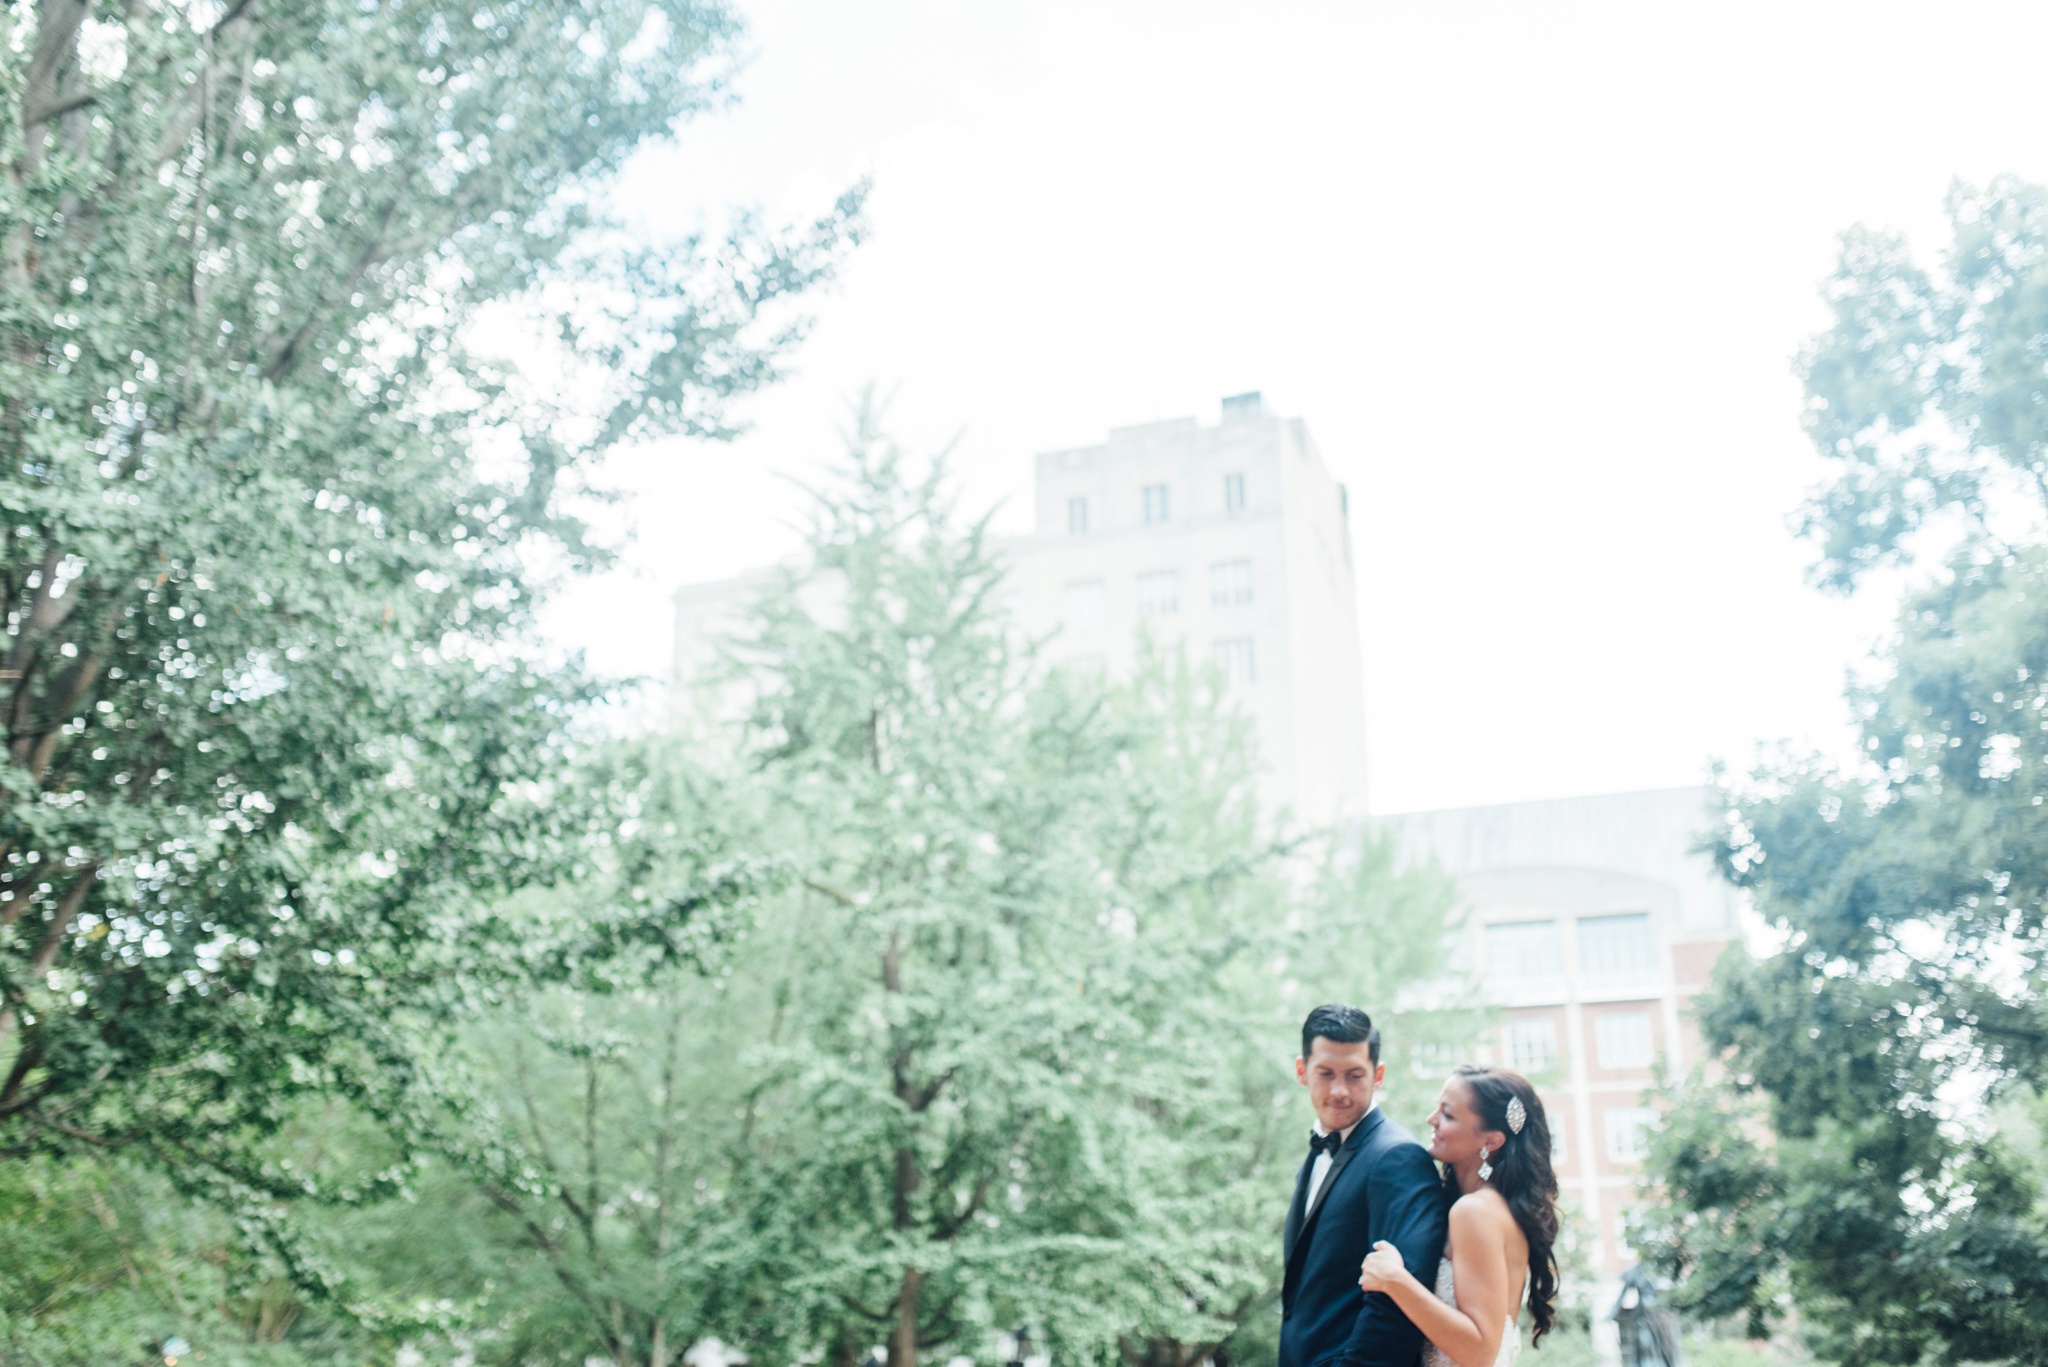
[1636,178,2048,1367]
[299,413,1470,1367]
[0,0,860,1215]
[0,1151,393,1365]
[661,413,1296,1367]
[683,414,1469,1367]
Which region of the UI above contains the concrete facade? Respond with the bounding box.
[1001,393,1368,825]
[668,393,1369,827]
[1377,787,1740,1279]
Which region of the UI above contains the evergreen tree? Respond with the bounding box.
[235,411,1468,1367]
[682,408,1469,1367]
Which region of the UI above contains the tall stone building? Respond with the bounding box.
[1001,391,1368,825]
[670,392,1368,828]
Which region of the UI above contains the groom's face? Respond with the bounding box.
[1295,1036,1383,1133]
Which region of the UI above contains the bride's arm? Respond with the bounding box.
[1358,1197,1511,1367]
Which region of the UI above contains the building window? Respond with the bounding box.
[1210,559,1253,609]
[1213,636,1255,685]
[1067,496,1089,533]
[1578,913,1657,985]
[1604,1106,1659,1163]
[1408,1039,1458,1079]
[1136,570,1179,617]
[1224,472,1246,512]
[1142,483,1170,524]
[1595,1011,1655,1070]
[1483,920,1564,996]
[1063,579,1106,628]
[1502,1018,1557,1074]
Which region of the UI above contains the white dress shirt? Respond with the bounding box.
[1307,1102,1377,1207]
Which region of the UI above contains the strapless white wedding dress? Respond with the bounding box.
[1420,1257,1520,1367]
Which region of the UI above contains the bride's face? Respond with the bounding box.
[1425,1078,1496,1166]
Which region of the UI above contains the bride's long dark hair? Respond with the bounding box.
[1449,1066,1561,1344]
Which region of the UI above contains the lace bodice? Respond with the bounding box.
[1419,1257,1521,1367]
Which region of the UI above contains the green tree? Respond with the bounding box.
[1100,653,1471,1367]
[279,428,1288,1367]
[685,412,1469,1367]
[356,741,779,1367]
[693,416,1228,1367]
[0,1152,378,1365]
[368,681,1469,1367]
[291,414,1467,1367]
[0,0,857,1233]
[1636,177,2048,1366]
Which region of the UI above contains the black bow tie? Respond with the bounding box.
[1308,1129,1345,1159]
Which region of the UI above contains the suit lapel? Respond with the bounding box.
[1300,1108,1386,1230]
[1282,1108,1389,1299]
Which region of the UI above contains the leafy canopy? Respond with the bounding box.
[1636,178,2048,1367]
[0,0,860,1215]
[336,411,1470,1367]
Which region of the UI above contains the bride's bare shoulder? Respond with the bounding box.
[1448,1189,1515,1241]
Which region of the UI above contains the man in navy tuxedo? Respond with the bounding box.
[1279,1004,1448,1367]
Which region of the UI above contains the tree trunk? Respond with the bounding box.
[881,927,922,1367]
[888,1265,924,1367]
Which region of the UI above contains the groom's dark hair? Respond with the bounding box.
[1301,1003,1379,1063]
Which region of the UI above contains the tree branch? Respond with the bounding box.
[0,860,50,929]
[0,864,99,1053]
[206,0,258,37]
[933,1174,989,1242]
[20,0,93,135]
[839,1291,892,1324]
[21,86,97,129]
[479,1180,615,1325]
[0,1042,43,1116]
[26,648,103,782]
[264,199,404,382]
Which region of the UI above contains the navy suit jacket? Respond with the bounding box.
[1279,1109,1449,1367]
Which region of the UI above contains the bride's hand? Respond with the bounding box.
[1358,1240,1407,1294]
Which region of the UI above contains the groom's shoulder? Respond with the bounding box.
[1360,1114,1437,1179]
[1363,1110,1424,1153]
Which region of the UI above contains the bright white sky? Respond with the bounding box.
[538,0,2048,815]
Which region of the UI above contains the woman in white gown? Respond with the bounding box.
[1357,1067,1562,1367]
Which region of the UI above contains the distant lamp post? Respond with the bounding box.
[1610,1265,1682,1367]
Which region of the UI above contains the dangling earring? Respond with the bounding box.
[1478,1146,1493,1182]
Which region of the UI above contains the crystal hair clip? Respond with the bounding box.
[1506,1096,1527,1134]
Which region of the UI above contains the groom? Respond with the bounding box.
[1280,1004,1448,1367]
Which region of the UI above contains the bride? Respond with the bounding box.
[1357,1067,1562,1367]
